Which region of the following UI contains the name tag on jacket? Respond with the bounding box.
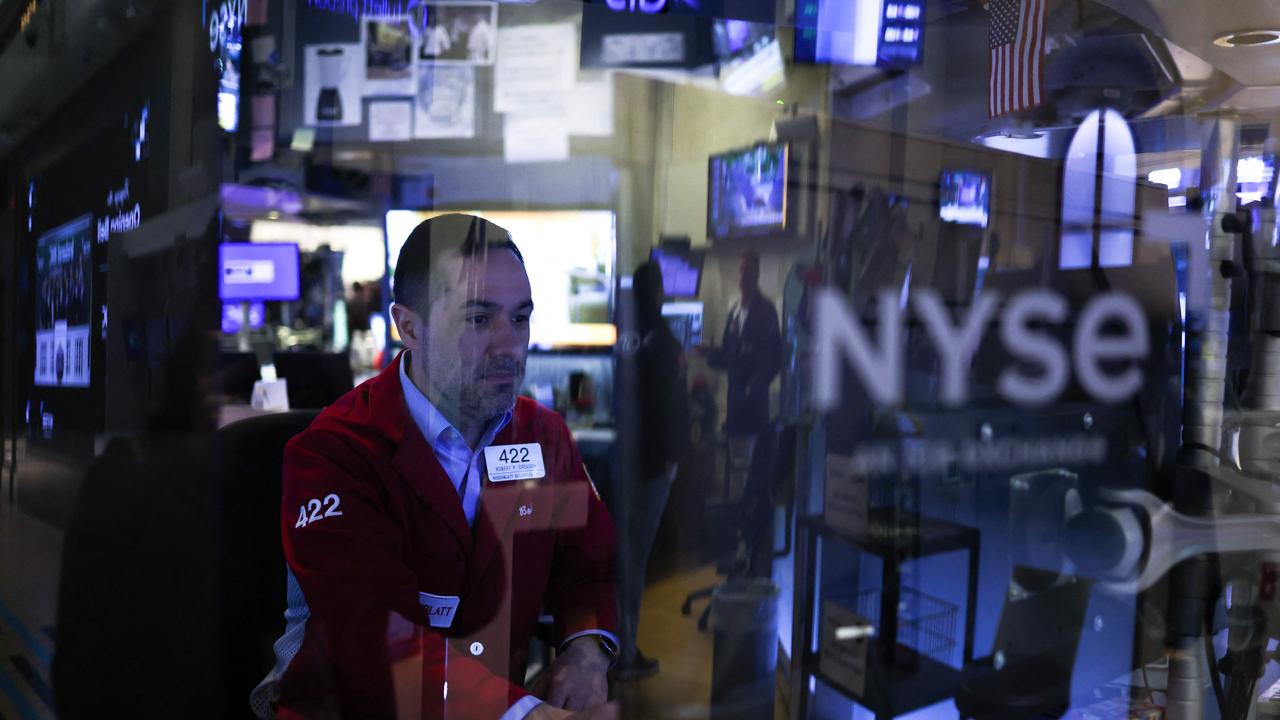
[418,592,460,628]
[484,443,546,482]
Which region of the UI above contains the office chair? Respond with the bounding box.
[682,424,793,630]
[218,410,319,718]
[217,352,262,403]
[272,352,355,410]
[954,567,1093,720]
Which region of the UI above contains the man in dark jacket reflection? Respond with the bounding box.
[618,261,689,679]
[699,251,781,500]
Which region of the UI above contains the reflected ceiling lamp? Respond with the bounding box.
[1213,29,1280,48]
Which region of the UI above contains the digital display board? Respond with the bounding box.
[34,215,95,388]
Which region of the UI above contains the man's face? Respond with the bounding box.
[424,248,532,422]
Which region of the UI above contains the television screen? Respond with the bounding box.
[661,301,703,350]
[219,242,301,301]
[34,215,95,388]
[650,248,704,298]
[708,143,789,240]
[939,170,991,228]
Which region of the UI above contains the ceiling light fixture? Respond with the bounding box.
[1213,29,1280,48]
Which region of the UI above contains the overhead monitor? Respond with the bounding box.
[708,142,789,241]
[34,215,95,388]
[649,247,705,298]
[219,242,302,302]
[940,170,991,228]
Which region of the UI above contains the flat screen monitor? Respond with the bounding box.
[219,242,301,302]
[34,214,95,388]
[661,301,703,350]
[939,170,991,228]
[708,143,789,241]
[650,248,704,298]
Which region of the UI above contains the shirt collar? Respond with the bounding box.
[399,352,511,453]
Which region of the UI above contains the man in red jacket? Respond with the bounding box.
[254,214,618,720]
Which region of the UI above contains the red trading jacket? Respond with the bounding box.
[275,353,617,719]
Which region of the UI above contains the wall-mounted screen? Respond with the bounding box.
[939,170,991,228]
[708,143,789,241]
[35,215,95,388]
[385,210,617,349]
[650,247,704,298]
[219,242,302,301]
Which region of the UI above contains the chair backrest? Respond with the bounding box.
[272,352,354,409]
[990,567,1092,668]
[217,352,262,403]
[217,410,319,718]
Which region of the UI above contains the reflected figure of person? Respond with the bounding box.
[467,15,494,62]
[618,261,689,680]
[53,327,225,718]
[252,214,618,720]
[698,251,780,500]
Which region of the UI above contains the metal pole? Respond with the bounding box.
[1166,113,1240,720]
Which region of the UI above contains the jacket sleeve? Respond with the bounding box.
[542,419,619,645]
[281,427,530,719]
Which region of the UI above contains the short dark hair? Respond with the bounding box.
[392,214,525,312]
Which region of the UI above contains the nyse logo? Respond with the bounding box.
[812,288,1149,409]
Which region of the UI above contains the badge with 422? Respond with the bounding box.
[484,443,546,482]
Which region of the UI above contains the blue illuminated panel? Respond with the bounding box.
[794,0,925,67]
[878,0,925,66]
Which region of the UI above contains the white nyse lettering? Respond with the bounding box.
[812,288,1150,409]
[913,290,1000,406]
[1073,292,1148,402]
[998,290,1069,405]
[813,288,901,410]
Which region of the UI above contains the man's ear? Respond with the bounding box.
[390,303,425,350]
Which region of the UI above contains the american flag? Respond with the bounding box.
[988,0,1046,117]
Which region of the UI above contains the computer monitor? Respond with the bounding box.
[661,301,704,350]
[219,242,301,302]
[221,301,267,334]
[650,248,705,298]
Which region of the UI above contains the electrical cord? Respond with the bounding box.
[1206,620,1228,716]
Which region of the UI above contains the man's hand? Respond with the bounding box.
[545,636,611,711]
[525,701,618,720]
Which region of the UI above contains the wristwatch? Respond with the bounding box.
[563,633,619,670]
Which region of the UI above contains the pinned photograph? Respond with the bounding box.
[364,16,415,95]
[416,2,498,65]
